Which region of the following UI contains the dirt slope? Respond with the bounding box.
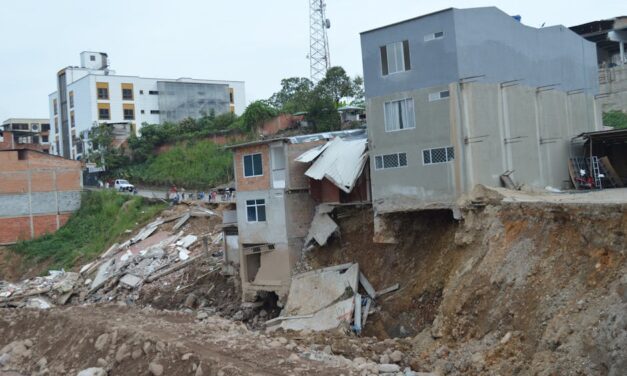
[307,202,627,375]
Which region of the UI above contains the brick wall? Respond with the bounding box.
[233,144,271,192]
[0,149,81,244]
[287,140,326,190]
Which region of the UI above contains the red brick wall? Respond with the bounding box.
[233,144,271,191]
[0,217,31,244]
[33,215,58,238]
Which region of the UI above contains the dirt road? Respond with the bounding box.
[0,305,359,376]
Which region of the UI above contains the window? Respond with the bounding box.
[122,88,133,100]
[53,99,58,115]
[42,135,49,143]
[150,110,160,114]
[384,98,415,132]
[374,153,407,170]
[140,109,145,114]
[90,55,96,61]
[42,123,50,132]
[96,82,109,100]
[423,146,454,165]
[98,106,110,120]
[246,199,266,222]
[54,118,58,133]
[380,40,410,75]
[229,88,234,104]
[243,153,263,177]
[139,90,144,94]
[424,31,445,42]
[69,91,74,108]
[70,111,75,128]
[124,108,134,120]
[428,90,450,102]
[148,90,159,95]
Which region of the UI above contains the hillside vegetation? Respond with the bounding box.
[10,190,165,273]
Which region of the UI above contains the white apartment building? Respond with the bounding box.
[48,52,246,159]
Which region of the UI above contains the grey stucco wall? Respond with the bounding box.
[361,10,459,99]
[360,7,599,99]
[453,7,599,94]
[236,189,288,245]
[0,191,81,217]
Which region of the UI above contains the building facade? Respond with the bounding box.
[2,118,51,153]
[0,146,82,245]
[360,7,601,239]
[48,52,246,159]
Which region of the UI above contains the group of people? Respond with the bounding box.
[166,185,235,204]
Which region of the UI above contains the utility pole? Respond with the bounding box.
[309,0,331,82]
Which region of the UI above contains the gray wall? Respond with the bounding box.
[360,7,599,99]
[0,191,81,217]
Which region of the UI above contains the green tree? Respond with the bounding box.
[241,100,278,131]
[87,123,130,172]
[351,75,365,107]
[315,66,357,106]
[603,110,627,129]
[269,77,315,113]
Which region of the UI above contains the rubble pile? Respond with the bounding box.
[0,204,225,310]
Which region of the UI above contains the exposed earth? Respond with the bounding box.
[1,189,626,375]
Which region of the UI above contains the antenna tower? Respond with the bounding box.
[309,0,331,82]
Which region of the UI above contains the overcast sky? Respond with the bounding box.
[0,0,624,121]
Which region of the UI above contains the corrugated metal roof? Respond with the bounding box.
[302,137,368,193]
[294,143,330,163]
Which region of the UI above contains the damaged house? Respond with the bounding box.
[228,129,369,303]
[360,7,602,241]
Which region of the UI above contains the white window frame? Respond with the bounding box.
[386,41,406,75]
[384,98,416,132]
[374,152,408,170]
[242,153,263,178]
[246,199,266,223]
[422,146,455,166]
[424,31,445,42]
[428,90,451,102]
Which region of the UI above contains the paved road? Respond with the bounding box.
[87,186,235,203]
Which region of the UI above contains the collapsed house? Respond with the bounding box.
[227,129,370,304]
[570,128,627,189]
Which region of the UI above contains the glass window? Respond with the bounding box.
[246,199,266,222]
[381,40,410,75]
[423,146,455,165]
[98,108,110,120]
[384,98,415,132]
[122,88,133,100]
[97,87,109,100]
[124,108,135,120]
[374,153,407,170]
[243,153,263,177]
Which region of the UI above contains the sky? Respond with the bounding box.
[0,0,624,121]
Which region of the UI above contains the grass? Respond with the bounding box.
[10,190,166,271]
[121,140,233,189]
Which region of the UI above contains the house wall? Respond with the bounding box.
[286,140,326,190]
[233,144,272,192]
[0,150,82,244]
[598,65,627,113]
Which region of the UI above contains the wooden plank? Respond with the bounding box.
[375,283,399,298]
[600,157,624,187]
[359,272,376,300]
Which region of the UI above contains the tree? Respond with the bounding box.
[269,77,315,113]
[241,100,279,131]
[315,66,357,106]
[351,75,365,107]
[603,110,627,129]
[307,95,341,132]
[87,123,130,172]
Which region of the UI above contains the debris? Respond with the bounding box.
[269,263,359,331]
[145,255,205,283]
[304,204,339,247]
[353,293,362,334]
[178,248,190,261]
[176,235,198,248]
[376,283,400,298]
[119,274,143,289]
[172,213,191,231]
[362,298,372,326]
[24,297,53,309]
[359,272,376,300]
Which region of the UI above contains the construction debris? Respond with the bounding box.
[268,263,384,333]
[304,204,339,247]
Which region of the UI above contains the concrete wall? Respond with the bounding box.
[233,143,272,192]
[361,7,598,100]
[599,65,627,113]
[0,150,82,244]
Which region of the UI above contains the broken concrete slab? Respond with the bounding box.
[176,235,197,249]
[90,259,115,290]
[305,205,339,247]
[172,213,191,231]
[376,283,400,297]
[119,274,143,289]
[359,272,376,300]
[24,297,53,309]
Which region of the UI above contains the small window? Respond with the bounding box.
[53,99,58,115]
[424,31,445,42]
[42,123,50,132]
[139,90,144,94]
[70,112,76,128]
[374,153,408,170]
[148,90,159,95]
[150,110,160,114]
[98,107,110,120]
[428,90,450,102]
[97,87,109,100]
[243,153,263,177]
[384,98,415,132]
[380,40,410,75]
[124,108,135,120]
[90,55,96,61]
[229,88,234,104]
[140,109,145,114]
[122,88,133,100]
[423,146,454,165]
[42,135,49,143]
[69,91,74,108]
[246,199,266,222]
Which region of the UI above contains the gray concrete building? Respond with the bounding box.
[360,7,601,241]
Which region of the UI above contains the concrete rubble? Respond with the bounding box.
[0,205,221,308]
